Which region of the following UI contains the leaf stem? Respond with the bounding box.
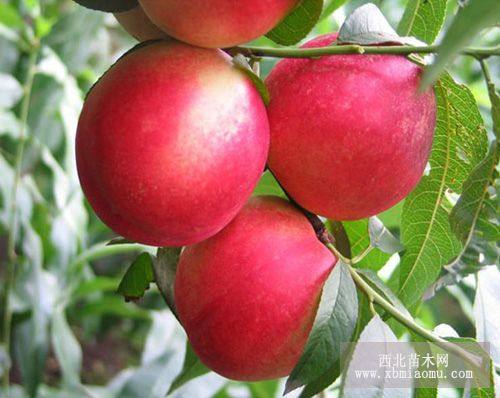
[2,44,39,392]
[234,44,500,59]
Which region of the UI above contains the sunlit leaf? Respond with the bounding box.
[398,0,447,44]
[423,0,500,87]
[342,219,391,271]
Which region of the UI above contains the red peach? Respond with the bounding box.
[76,41,269,246]
[175,196,336,380]
[138,0,299,48]
[266,33,436,220]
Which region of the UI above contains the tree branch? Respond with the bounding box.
[233,44,500,59]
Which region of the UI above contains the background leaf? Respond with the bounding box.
[320,0,348,20]
[51,306,83,387]
[266,0,323,45]
[474,266,500,365]
[168,341,210,394]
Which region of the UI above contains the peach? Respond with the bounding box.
[138,0,299,48]
[266,33,436,220]
[76,41,269,246]
[175,196,336,380]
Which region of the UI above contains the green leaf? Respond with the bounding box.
[450,143,499,244]
[320,0,348,20]
[285,261,358,393]
[423,143,498,299]
[153,247,182,315]
[252,170,286,198]
[232,55,270,105]
[342,219,391,271]
[117,252,154,301]
[266,0,324,46]
[423,0,500,87]
[0,3,24,28]
[397,0,447,44]
[247,380,280,398]
[168,341,210,394]
[298,359,340,398]
[414,387,437,398]
[396,73,488,307]
[72,0,138,13]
